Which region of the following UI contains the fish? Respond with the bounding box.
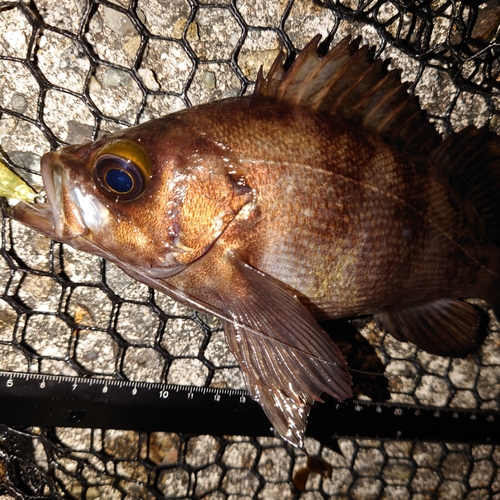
[11,35,500,449]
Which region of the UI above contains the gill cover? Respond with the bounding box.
[167,159,254,266]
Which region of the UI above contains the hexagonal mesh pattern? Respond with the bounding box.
[0,0,499,498]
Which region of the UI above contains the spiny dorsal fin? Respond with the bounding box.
[254,35,441,153]
[431,126,500,245]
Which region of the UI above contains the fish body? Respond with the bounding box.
[159,98,499,317]
[13,36,500,448]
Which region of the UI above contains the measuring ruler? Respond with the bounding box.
[0,371,498,446]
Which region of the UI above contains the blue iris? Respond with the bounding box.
[105,169,133,193]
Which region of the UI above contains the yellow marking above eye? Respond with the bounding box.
[93,140,152,179]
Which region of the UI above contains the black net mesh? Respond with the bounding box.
[0,0,500,498]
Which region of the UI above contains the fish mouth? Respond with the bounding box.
[12,150,89,241]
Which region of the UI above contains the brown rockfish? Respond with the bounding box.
[12,36,500,449]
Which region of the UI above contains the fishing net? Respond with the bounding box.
[0,0,499,498]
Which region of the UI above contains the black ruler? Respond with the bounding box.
[0,371,498,447]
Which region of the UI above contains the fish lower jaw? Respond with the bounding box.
[11,201,57,239]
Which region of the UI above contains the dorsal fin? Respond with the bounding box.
[255,35,441,153]
[431,125,500,245]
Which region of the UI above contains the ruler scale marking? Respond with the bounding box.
[0,371,498,445]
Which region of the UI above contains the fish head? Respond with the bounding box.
[13,120,253,279]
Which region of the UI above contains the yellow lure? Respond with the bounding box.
[0,160,37,203]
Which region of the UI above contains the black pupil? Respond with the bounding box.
[105,168,133,193]
[93,153,147,201]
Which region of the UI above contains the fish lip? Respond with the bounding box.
[9,151,63,239]
[12,151,91,241]
[41,151,65,238]
[41,151,88,239]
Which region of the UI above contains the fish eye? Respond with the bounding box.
[92,141,151,202]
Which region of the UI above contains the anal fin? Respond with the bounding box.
[375,299,487,357]
[221,251,352,450]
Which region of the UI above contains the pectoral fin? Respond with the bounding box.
[221,252,352,449]
[375,299,487,357]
